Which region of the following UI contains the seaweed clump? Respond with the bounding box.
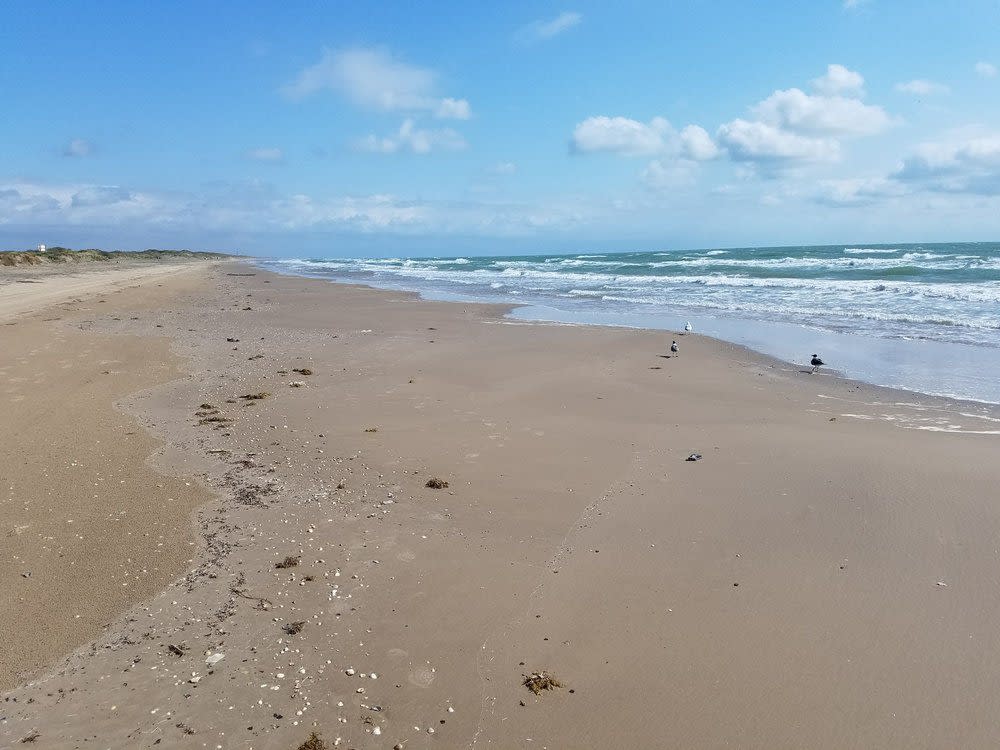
[294,732,328,750]
[523,671,563,695]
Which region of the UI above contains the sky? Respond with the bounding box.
[3,0,1000,256]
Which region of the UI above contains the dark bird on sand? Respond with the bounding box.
[810,354,824,374]
[670,340,679,354]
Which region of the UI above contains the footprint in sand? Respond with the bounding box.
[396,549,416,562]
[409,666,436,688]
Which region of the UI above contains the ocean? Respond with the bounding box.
[261,242,1000,405]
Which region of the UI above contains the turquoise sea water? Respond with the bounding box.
[262,242,1000,404]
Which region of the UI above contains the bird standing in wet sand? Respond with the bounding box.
[810,354,824,374]
[671,340,679,355]
[684,321,692,332]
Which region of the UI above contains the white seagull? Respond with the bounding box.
[684,321,692,332]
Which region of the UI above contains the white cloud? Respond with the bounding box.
[0,178,594,237]
[753,87,890,136]
[895,79,949,96]
[716,119,840,162]
[571,65,886,175]
[641,159,696,190]
[571,116,672,156]
[245,147,284,162]
[0,180,169,226]
[843,0,871,9]
[490,162,517,175]
[975,61,998,78]
[282,47,470,119]
[679,125,720,160]
[70,186,134,207]
[812,64,865,97]
[357,119,467,155]
[815,177,906,206]
[517,12,582,42]
[63,138,94,158]
[570,117,720,161]
[893,133,1000,193]
[434,97,471,120]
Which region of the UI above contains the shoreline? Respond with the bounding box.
[259,264,1000,427]
[3,262,1000,748]
[257,248,1000,407]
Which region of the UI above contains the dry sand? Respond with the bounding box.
[2,262,1000,749]
[0,260,218,323]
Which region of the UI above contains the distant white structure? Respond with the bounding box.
[37,244,46,253]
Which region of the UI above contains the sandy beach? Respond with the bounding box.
[3,261,1000,749]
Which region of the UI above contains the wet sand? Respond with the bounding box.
[2,262,1000,749]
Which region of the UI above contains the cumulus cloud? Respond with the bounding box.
[752,87,890,136]
[434,97,471,120]
[716,119,840,163]
[574,64,887,177]
[245,147,284,162]
[0,186,61,217]
[570,116,672,156]
[282,47,470,119]
[812,64,865,97]
[0,180,170,227]
[679,125,720,160]
[893,133,1000,194]
[814,177,906,206]
[516,12,581,42]
[70,186,134,207]
[641,159,696,190]
[706,64,889,170]
[975,61,998,78]
[570,117,721,161]
[0,178,592,237]
[357,119,467,155]
[895,79,950,96]
[63,138,95,158]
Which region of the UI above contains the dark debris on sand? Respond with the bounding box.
[523,671,563,695]
[295,731,329,750]
[275,555,301,569]
[282,620,306,635]
[425,477,449,489]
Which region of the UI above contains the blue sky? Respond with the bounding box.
[3,0,1000,256]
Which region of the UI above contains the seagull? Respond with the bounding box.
[670,340,679,355]
[810,354,825,374]
[684,321,692,332]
